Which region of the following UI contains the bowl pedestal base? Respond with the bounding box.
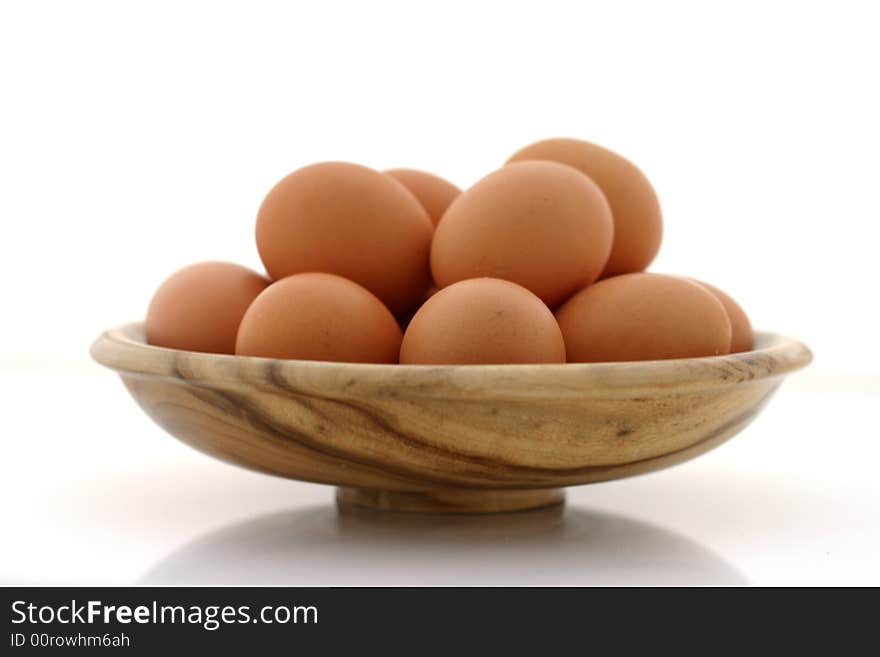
[336,487,565,514]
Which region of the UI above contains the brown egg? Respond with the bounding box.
[235,273,402,363]
[691,280,754,353]
[507,138,662,278]
[146,262,269,354]
[400,278,566,365]
[256,162,433,313]
[385,168,461,227]
[430,161,613,307]
[555,273,731,362]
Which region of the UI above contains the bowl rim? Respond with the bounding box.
[90,322,812,398]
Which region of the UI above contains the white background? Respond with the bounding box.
[1,1,877,585]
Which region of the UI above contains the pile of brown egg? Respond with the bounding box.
[145,138,752,365]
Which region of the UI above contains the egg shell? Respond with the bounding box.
[256,162,433,313]
[146,261,269,354]
[400,278,566,365]
[555,273,732,362]
[507,138,662,278]
[235,272,402,363]
[430,161,614,307]
[385,168,461,227]
[691,279,754,353]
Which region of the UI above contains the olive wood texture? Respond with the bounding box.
[91,323,811,513]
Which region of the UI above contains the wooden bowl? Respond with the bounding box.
[91,323,811,514]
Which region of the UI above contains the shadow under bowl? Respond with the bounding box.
[91,323,811,513]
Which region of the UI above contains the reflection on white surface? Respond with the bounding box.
[142,504,746,586]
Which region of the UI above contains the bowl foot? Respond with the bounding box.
[336,487,565,514]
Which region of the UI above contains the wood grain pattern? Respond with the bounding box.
[337,487,565,514]
[91,323,811,513]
